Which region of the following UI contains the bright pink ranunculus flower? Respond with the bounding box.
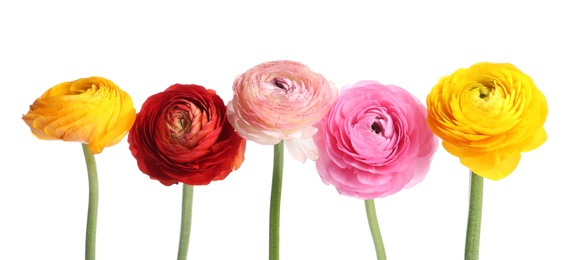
[314,81,438,199]
[227,60,338,162]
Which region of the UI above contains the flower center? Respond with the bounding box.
[271,77,294,93]
[371,121,383,134]
[166,101,205,141]
[478,86,492,100]
[169,110,191,138]
[469,81,507,114]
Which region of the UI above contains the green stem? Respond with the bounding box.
[465,171,484,260]
[177,184,194,260]
[269,141,284,260]
[81,144,98,260]
[364,200,387,260]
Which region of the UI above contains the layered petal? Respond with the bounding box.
[426,62,548,180]
[314,81,438,199]
[227,60,338,162]
[22,77,136,154]
[128,84,246,186]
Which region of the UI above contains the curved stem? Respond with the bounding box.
[465,171,484,260]
[81,144,98,260]
[365,200,387,260]
[177,184,194,260]
[269,141,284,260]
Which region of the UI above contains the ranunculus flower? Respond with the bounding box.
[314,81,438,199]
[128,84,246,186]
[426,62,548,180]
[227,60,338,162]
[22,76,136,154]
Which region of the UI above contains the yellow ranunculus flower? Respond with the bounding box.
[426,62,548,180]
[22,76,136,154]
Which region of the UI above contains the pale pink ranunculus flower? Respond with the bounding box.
[227,60,338,162]
[313,80,438,199]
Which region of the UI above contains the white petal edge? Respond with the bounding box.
[284,138,319,163]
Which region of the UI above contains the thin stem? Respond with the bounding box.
[177,184,194,260]
[465,171,484,260]
[364,200,387,260]
[81,144,98,260]
[269,141,284,260]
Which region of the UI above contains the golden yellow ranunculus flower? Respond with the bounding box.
[22,76,136,154]
[426,62,548,180]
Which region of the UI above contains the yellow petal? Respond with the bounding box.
[460,151,521,180]
[426,62,548,179]
[22,76,136,154]
[522,128,547,152]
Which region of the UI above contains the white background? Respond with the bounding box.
[1,1,571,259]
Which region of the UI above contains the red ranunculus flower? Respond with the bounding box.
[128,84,246,186]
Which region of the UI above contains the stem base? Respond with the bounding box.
[177,184,194,260]
[81,144,98,260]
[269,141,284,260]
[364,200,387,260]
[465,171,484,260]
